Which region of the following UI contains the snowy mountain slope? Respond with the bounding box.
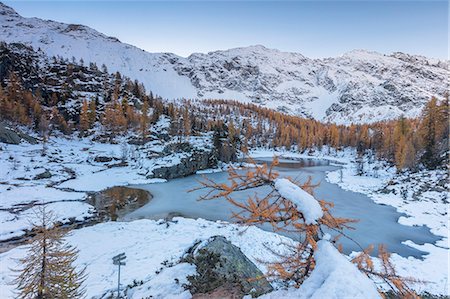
[0,3,197,100]
[176,47,448,124]
[0,3,448,124]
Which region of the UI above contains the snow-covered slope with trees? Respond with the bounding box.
[0,2,447,124]
[0,3,197,100]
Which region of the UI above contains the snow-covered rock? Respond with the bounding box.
[0,3,447,124]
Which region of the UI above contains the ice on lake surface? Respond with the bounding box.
[125,158,440,258]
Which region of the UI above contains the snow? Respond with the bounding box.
[337,105,422,125]
[0,4,198,101]
[0,218,288,298]
[274,178,323,224]
[247,147,449,296]
[259,240,381,299]
[0,3,446,296]
[0,126,213,241]
[0,201,94,241]
[384,241,449,295]
[0,138,447,296]
[0,141,387,299]
[0,185,85,209]
[0,4,447,124]
[153,115,171,132]
[304,89,340,120]
[58,167,157,192]
[325,152,448,242]
[126,263,195,299]
[0,217,383,299]
[302,240,380,298]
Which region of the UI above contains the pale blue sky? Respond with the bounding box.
[4,1,448,59]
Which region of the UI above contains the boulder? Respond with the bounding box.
[192,284,243,299]
[33,170,52,180]
[151,150,214,179]
[184,236,273,298]
[0,124,37,144]
[94,156,113,163]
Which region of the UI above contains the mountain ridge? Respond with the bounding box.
[0,2,448,124]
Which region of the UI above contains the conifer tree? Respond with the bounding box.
[49,93,59,106]
[140,99,149,139]
[38,114,50,155]
[102,98,127,137]
[79,100,90,135]
[183,108,192,139]
[227,120,237,149]
[13,206,86,299]
[50,107,69,134]
[88,99,97,127]
[124,103,139,129]
[402,138,416,170]
[419,97,447,168]
[395,136,416,171]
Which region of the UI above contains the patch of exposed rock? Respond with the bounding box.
[33,169,52,180]
[94,155,114,163]
[183,236,273,298]
[151,143,215,179]
[0,123,37,144]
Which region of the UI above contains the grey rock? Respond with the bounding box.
[185,236,273,297]
[0,125,20,144]
[151,149,214,179]
[163,142,193,154]
[0,123,37,144]
[33,170,52,180]
[94,156,113,163]
[127,137,153,145]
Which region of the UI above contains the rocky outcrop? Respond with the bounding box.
[151,148,215,180]
[183,236,273,298]
[0,124,37,144]
[94,156,114,163]
[33,170,52,180]
[163,142,193,154]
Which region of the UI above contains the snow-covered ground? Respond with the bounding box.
[0,217,382,299]
[0,122,212,241]
[0,140,447,297]
[327,156,448,296]
[248,147,449,296]
[258,237,380,299]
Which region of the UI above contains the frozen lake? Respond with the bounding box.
[125,158,440,258]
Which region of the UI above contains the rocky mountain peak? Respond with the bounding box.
[0,3,447,124]
[0,2,18,17]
